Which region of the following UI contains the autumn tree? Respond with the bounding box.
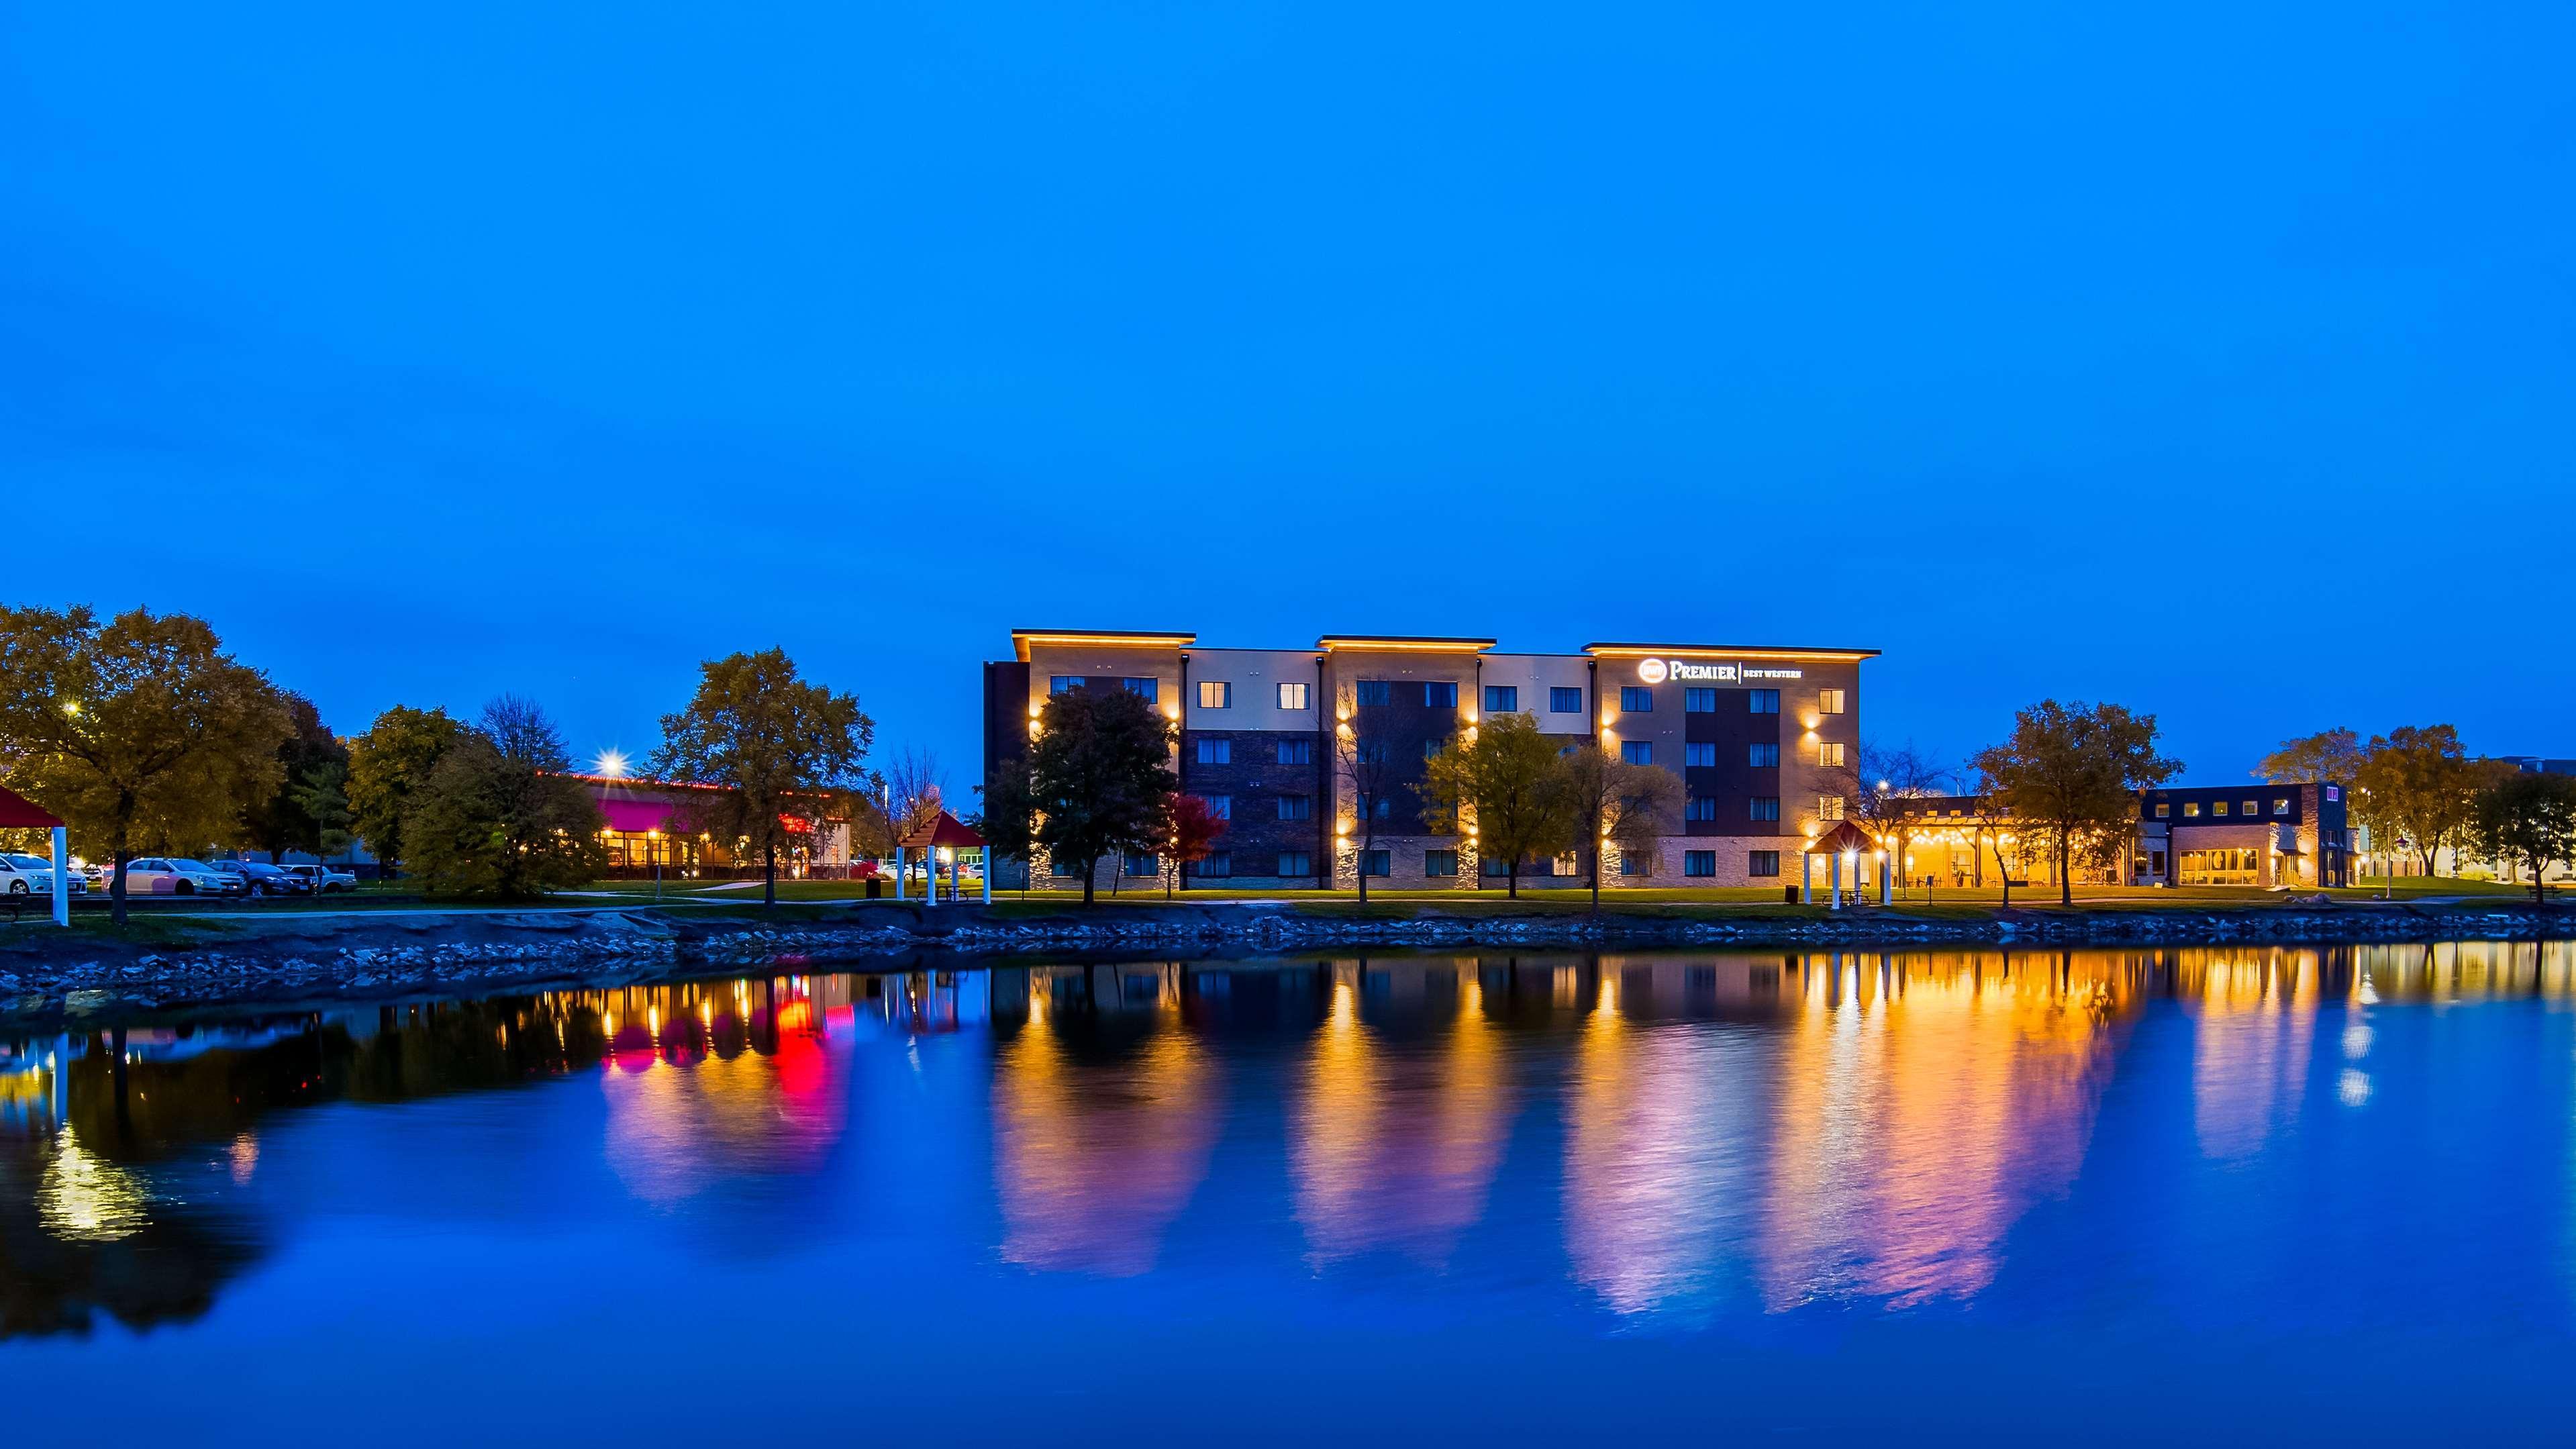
[346,705,467,879]
[2257,728,2365,785]
[404,697,607,898]
[1971,700,2181,906]
[242,693,352,862]
[1552,742,1683,913]
[2352,726,2483,878]
[969,755,1038,895]
[0,604,291,922]
[2469,771,2576,904]
[1028,685,1177,905]
[1164,793,1229,899]
[1418,711,1574,899]
[649,649,875,907]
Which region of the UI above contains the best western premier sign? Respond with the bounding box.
[1634,658,1805,683]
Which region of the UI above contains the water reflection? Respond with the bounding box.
[3,942,2575,1344]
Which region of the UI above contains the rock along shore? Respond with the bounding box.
[4,899,2571,1025]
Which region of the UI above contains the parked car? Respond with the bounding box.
[281,864,359,893]
[120,857,241,896]
[0,854,85,896]
[213,860,307,896]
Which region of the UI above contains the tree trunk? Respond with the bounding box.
[1356,832,1369,904]
[1507,860,1519,899]
[1993,839,2011,909]
[2534,854,2549,907]
[2059,830,2073,907]
[109,815,133,926]
[763,842,777,907]
[1589,842,1602,917]
[2418,843,2438,877]
[1081,856,1096,905]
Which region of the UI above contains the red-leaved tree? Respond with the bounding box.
[1165,793,1229,899]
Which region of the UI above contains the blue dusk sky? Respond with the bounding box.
[6,0,2569,791]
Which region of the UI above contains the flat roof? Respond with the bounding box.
[1583,642,1881,662]
[1011,628,1197,661]
[1316,634,1499,653]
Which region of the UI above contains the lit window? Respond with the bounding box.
[1277,739,1312,766]
[1425,682,1456,708]
[1483,685,1519,713]
[1621,687,1654,712]
[1550,687,1583,713]
[1123,677,1158,702]
[2273,798,2291,815]
[1748,743,1779,767]
[1195,738,1231,764]
[1748,850,1780,877]
[1818,689,1846,715]
[1278,682,1311,711]
[1818,795,1846,821]
[1685,689,1718,713]
[2184,802,2201,817]
[1685,742,1717,768]
[1356,681,1391,707]
[1683,851,1717,877]
[1622,741,1654,766]
[2214,801,2229,816]
[2156,803,2170,818]
[1197,681,1232,709]
[2242,799,2260,817]
[1818,741,1846,768]
[1749,690,1779,714]
[1750,797,1780,821]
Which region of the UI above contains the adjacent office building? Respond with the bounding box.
[1887,781,2352,889]
[983,629,1876,891]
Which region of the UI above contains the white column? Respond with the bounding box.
[893,846,906,901]
[52,825,69,927]
[1879,849,1891,906]
[1830,850,1842,909]
[1801,854,1812,905]
[924,848,938,908]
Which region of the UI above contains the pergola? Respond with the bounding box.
[0,785,70,927]
[1801,820,1879,910]
[895,811,989,906]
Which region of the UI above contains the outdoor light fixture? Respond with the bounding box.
[596,749,628,779]
[60,699,80,717]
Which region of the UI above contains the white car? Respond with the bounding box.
[0,854,83,896]
[282,864,359,893]
[121,857,238,896]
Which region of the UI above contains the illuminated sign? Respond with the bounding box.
[1634,659,1805,684]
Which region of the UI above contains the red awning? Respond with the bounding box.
[0,785,63,830]
[899,810,987,850]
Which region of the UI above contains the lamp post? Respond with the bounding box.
[648,828,662,902]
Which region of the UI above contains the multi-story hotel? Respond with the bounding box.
[983,629,1877,891]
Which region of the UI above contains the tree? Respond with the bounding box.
[1970,700,2181,906]
[290,760,355,859]
[1332,684,1407,903]
[967,755,1037,895]
[1028,685,1177,905]
[0,605,292,923]
[1832,740,1945,896]
[2467,770,2574,903]
[1417,711,1574,899]
[649,649,875,907]
[2257,728,2365,785]
[1552,742,1683,913]
[407,697,607,898]
[880,747,946,844]
[346,705,467,879]
[1958,780,2024,905]
[1164,793,1229,899]
[242,693,350,861]
[2353,726,2482,877]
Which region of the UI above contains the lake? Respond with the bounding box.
[7,942,2576,1443]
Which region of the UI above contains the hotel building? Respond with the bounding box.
[983,630,1876,891]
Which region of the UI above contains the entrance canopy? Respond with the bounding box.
[0,785,62,829]
[899,811,987,852]
[1803,820,1878,856]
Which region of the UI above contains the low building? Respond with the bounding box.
[983,628,1877,891]
[572,773,859,879]
[1885,782,2352,889]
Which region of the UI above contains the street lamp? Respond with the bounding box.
[648,828,663,901]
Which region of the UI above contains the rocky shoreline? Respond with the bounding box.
[4,900,2570,1024]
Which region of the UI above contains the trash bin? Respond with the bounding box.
[1783,885,1800,904]
[864,877,883,899]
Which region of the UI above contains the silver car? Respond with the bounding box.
[0,854,83,897]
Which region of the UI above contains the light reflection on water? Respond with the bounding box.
[6,940,2576,1435]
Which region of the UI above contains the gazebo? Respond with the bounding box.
[0,785,70,927]
[1801,820,1879,910]
[895,811,989,906]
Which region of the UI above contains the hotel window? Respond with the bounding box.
[1356,680,1391,707]
[1277,795,1312,821]
[1425,850,1458,877]
[1426,681,1457,708]
[2184,802,2201,817]
[1277,738,1312,766]
[2242,799,2261,817]
[1277,852,1312,877]
[1356,740,1391,765]
[1278,682,1311,711]
[2213,801,2229,817]
[1818,689,1846,714]
[1550,687,1583,713]
[1203,795,1231,820]
[1123,677,1158,702]
[1817,741,1846,768]
[1049,675,1079,694]
[1685,688,1718,713]
[1618,851,1650,876]
[1195,738,1231,765]
[1622,741,1654,766]
[1424,739,1446,760]
[1748,850,1781,877]
[1686,796,1719,821]
[1358,850,1391,877]
[1481,856,1511,877]
[1750,797,1780,821]
[2156,802,2170,818]
[1552,852,1581,878]
[1197,852,1232,879]
[1197,681,1232,709]
[2273,798,2291,815]
[1748,743,1779,767]
[1125,852,1159,877]
[1684,851,1717,877]
[1749,690,1779,714]
[1621,687,1654,712]
[1483,685,1518,713]
[1685,742,1717,768]
[1052,856,1081,877]
[1818,795,1845,821]
[1371,797,1392,819]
